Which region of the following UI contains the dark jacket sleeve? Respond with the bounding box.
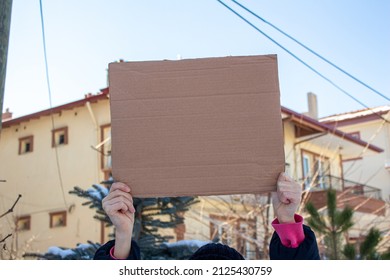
[93,240,141,260]
[269,225,320,260]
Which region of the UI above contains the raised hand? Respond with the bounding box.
[271,172,302,223]
[102,182,135,258]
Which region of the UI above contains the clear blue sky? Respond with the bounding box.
[4,0,390,118]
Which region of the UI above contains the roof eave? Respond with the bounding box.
[281,106,384,153]
[2,89,109,129]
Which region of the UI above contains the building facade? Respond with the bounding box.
[0,90,112,258]
[0,90,386,259]
[183,106,386,259]
[319,106,390,253]
[321,106,390,201]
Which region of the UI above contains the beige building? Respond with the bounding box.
[0,89,386,259]
[183,105,386,259]
[320,106,390,251]
[321,106,390,201]
[0,90,112,258]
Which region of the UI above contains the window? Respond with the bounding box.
[49,211,67,228]
[18,136,34,154]
[285,163,291,176]
[52,127,68,147]
[302,155,311,189]
[315,158,330,189]
[100,124,112,170]
[16,215,31,231]
[301,150,331,190]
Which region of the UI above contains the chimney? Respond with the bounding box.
[2,108,12,121]
[307,92,318,119]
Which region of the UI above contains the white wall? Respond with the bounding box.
[338,120,390,201]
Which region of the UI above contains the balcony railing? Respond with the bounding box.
[302,175,385,215]
[302,175,383,200]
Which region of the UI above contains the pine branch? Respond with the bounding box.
[343,243,356,260]
[305,202,327,233]
[380,249,390,260]
[336,207,354,232]
[68,181,199,259]
[360,228,381,259]
[305,188,358,259]
[327,189,337,228]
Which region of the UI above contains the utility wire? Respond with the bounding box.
[230,0,390,102]
[221,0,390,212]
[39,0,68,208]
[219,1,388,219]
[216,0,389,124]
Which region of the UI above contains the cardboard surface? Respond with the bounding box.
[109,55,285,197]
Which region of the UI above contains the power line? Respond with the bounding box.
[230,0,390,102]
[218,0,390,209]
[39,0,68,208]
[216,0,389,124]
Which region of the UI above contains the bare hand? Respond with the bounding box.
[102,182,135,235]
[271,172,302,223]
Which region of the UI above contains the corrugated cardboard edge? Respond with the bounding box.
[109,55,285,197]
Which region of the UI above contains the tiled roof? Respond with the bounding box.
[2,88,383,153]
[320,105,390,123]
[281,106,383,153]
[2,88,109,128]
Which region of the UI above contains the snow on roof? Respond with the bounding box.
[164,239,209,248]
[320,105,390,123]
[76,243,95,250]
[47,243,96,258]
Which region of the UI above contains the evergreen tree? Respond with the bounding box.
[343,228,390,260]
[306,189,389,260]
[305,188,354,259]
[25,179,200,260]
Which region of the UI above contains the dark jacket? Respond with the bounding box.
[94,225,320,260]
[94,240,141,260]
[269,225,320,260]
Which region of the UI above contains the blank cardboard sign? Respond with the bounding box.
[109,55,285,197]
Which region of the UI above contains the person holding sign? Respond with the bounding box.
[94,172,320,260]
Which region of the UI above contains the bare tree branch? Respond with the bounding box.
[0,194,22,219]
[0,234,12,244]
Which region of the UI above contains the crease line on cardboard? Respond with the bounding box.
[109,90,278,102]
